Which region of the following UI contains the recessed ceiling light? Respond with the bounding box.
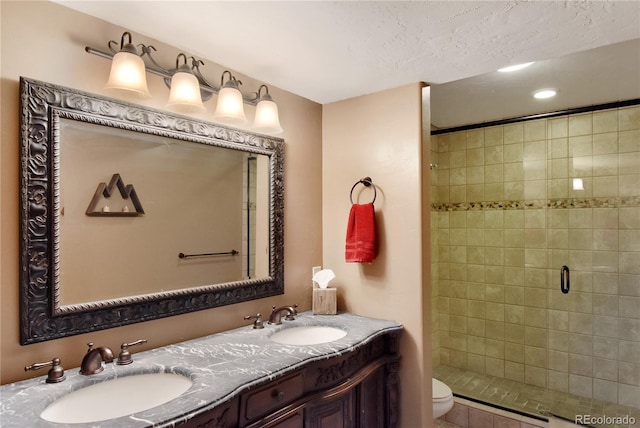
[533,89,557,99]
[497,62,534,73]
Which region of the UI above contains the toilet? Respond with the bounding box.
[432,378,454,419]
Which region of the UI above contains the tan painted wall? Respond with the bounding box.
[0,1,322,384]
[322,84,433,427]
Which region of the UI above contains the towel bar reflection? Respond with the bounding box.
[350,177,377,204]
[178,250,238,259]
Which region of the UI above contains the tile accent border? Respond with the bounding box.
[432,196,640,212]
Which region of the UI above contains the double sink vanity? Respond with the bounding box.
[1,312,403,427]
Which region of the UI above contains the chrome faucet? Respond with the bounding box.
[80,342,114,375]
[268,304,298,325]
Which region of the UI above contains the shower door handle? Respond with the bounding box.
[560,265,570,294]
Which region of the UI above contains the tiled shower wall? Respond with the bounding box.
[430,105,640,408]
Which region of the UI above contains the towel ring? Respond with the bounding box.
[350,177,377,204]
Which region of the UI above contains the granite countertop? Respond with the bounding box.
[0,312,402,428]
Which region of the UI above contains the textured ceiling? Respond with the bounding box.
[55,1,639,106]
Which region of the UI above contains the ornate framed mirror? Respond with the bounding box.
[19,77,284,344]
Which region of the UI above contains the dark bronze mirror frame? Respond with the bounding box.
[19,77,285,345]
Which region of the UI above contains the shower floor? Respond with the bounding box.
[434,365,640,428]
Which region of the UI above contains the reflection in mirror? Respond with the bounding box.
[19,77,284,344]
[59,119,271,305]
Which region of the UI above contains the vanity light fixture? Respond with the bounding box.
[105,32,151,98]
[253,85,283,134]
[213,71,247,124]
[533,89,557,99]
[86,32,283,134]
[166,53,206,113]
[497,62,534,73]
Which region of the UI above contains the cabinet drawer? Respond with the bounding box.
[243,373,305,421]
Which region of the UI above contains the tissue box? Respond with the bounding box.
[313,288,337,315]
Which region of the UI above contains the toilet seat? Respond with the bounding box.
[432,378,453,402]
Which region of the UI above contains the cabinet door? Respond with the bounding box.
[356,366,384,428]
[305,390,354,428]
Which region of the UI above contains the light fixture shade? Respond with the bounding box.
[253,98,283,134]
[105,51,151,98]
[214,83,247,124]
[167,71,205,113]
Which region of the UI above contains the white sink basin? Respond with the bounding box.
[269,326,347,345]
[40,372,192,424]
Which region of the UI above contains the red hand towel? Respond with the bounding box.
[345,202,376,263]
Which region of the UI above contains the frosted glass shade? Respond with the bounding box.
[105,51,151,98]
[167,71,205,113]
[213,86,247,124]
[253,98,283,134]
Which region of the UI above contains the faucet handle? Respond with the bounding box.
[117,339,148,365]
[244,313,264,329]
[285,304,299,321]
[25,357,66,383]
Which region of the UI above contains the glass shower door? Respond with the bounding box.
[545,106,640,423]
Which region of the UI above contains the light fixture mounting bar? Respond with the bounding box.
[85,45,260,106]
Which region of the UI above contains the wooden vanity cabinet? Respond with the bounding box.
[178,331,400,428]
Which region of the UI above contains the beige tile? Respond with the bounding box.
[523,120,546,142]
[549,137,568,159]
[468,353,486,373]
[592,153,618,176]
[619,296,640,318]
[504,143,524,163]
[593,109,619,133]
[619,129,640,153]
[504,181,524,200]
[569,136,594,160]
[619,151,640,175]
[568,113,592,137]
[505,342,524,363]
[568,333,593,356]
[525,365,546,387]
[569,374,592,398]
[592,131,618,154]
[593,337,619,360]
[547,369,568,392]
[549,350,568,372]
[468,148,485,166]
[593,357,618,382]
[525,326,547,347]
[593,378,618,402]
[549,330,569,352]
[569,354,592,376]
[451,132,467,151]
[485,356,505,377]
[619,173,640,196]
[523,140,546,161]
[485,338,504,359]
[484,266,504,284]
[467,129,485,149]
[505,305,524,325]
[618,105,640,131]
[504,123,524,144]
[484,126,504,147]
[505,361,524,382]
[549,117,568,139]
[619,361,640,386]
[504,230,524,248]
[485,146,504,165]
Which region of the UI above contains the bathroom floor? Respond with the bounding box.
[434,365,640,428]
